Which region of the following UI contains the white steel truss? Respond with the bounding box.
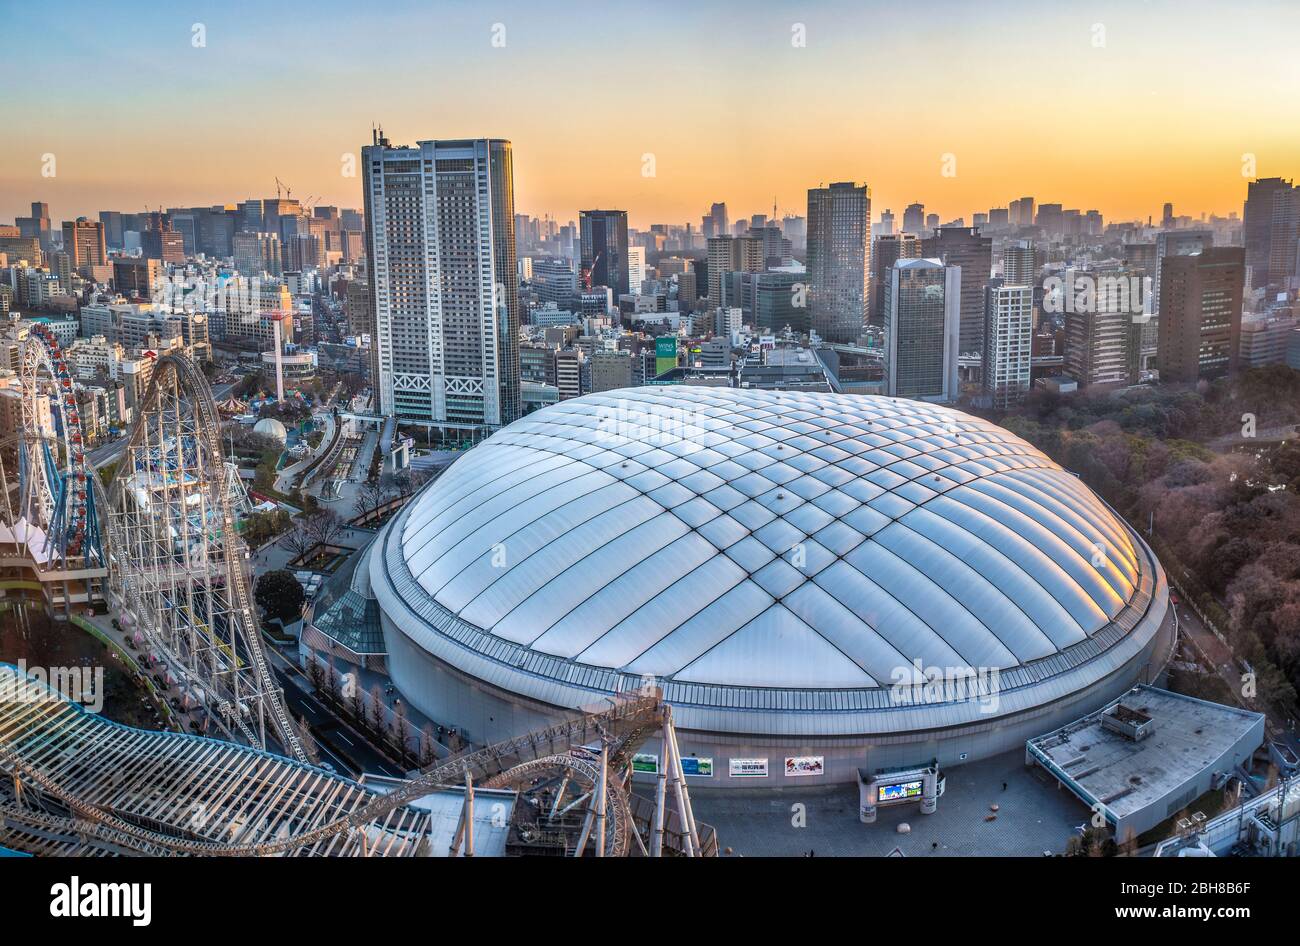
[105,353,304,761]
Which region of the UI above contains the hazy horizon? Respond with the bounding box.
[5,0,1298,229]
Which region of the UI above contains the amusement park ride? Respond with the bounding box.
[0,325,107,608]
[0,346,713,856]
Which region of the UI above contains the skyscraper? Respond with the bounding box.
[922,226,993,354]
[362,134,520,427]
[704,202,728,240]
[1060,267,1143,389]
[1009,196,1035,228]
[141,213,185,263]
[1157,247,1245,383]
[807,182,870,343]
[1153,229,1213,315]
[884,258,961,402]
[580,210,629,297]
[901,202,925,235]
[627,245,646,296]
[707,234,763,309]
[1242,177,1298,292]
[869,233,922,327]
[982,280,1033,409]
[1001,240,1038,286]
[61,218,107,269]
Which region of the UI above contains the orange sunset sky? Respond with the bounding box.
[4,0,1298,229]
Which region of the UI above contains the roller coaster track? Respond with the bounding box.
[106,353,303,762]
[0,666,678,856]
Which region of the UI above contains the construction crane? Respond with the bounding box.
[582,252,601,292]
[275,176,292,201]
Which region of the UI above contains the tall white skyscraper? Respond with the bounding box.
[982,280,1034,409]
[884,258,961,402]
[362,133,520,427]
[627,245,645,296]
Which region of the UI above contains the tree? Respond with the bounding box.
[419,724,437,767]
[354,480,384,518]
[367,684,385,733]
[282,523,316,561]
[254,569,305,624]
[295,714,321,765]
[304,508,345,549]
[305,654,325,692]
[349,675,365,722]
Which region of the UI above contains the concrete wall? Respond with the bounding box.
[381,602,1178,789]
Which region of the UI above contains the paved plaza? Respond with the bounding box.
[692,749,1089,857]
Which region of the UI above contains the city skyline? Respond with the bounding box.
[5,0,1299,228]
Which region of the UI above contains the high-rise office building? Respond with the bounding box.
[738,270,808,335]
[579,210,629,297]
[112,258,164,299]
[982,280,1034,409]
[1061,267,1143,389]
[703,202,729,240]
[98,211,124,250]
[902,202,925,234]
[1035,203,1064,235]
[781,214,806,251]
[1009,197,1035,228]
[1152,229,1213,314]
[1242,177,1298,292]
[233,232,282,277]
[237,200,264,233]
[869,233,922,327]
[884,258,961,402]
[141,213,185,263]
[876,209,895,237]
[17,201,52,251]
[1157,247,1245,383]
[362,134,520,427]
[627,245,645,297]
[807,182,870,343]
[922,226,993,354]
[707,235,763,310]
[61,218,107,269]
[1001,240,1038,286]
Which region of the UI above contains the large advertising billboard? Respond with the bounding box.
[631,753,658,775]
[654,336,678,377]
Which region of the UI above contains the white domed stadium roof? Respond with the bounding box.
[386,387,1155,703]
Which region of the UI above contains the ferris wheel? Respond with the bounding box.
[17,324,102,565]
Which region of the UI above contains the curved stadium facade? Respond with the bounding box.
[370,387,1174,786]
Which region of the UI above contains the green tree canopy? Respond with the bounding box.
[254,569,305,624]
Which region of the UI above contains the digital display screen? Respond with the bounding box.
[878,779,924,802]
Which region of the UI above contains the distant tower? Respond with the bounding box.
[271,312,286,403]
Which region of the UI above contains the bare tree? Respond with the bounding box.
[282,522,316,561]
[393,702,411,757]
[367,684,385,733]
[295,714,321,765]
[355,480,384,517]
[304,508,345,549]
[419,724,437,766]
[349,676,365,722]
[305,654,325,693]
